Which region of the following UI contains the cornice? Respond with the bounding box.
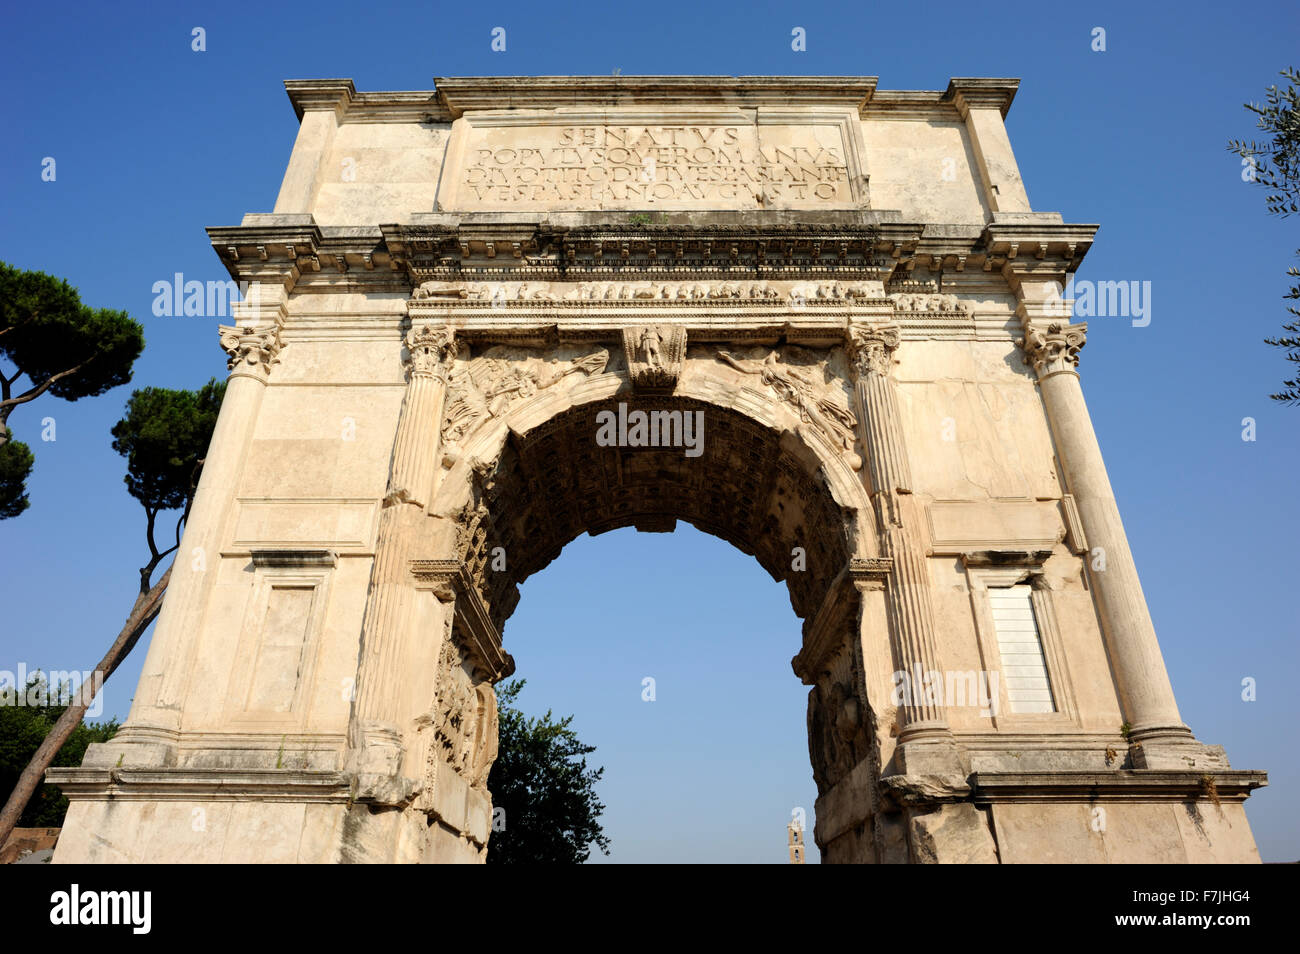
[284,78,356,121]
[201,217,1095,290]
[863,89,956,121]
[43,768,350,802]
[380,220,1088,283]
[279,76,1028,125]
[348,90,448,124]
[207,222,324,269]
[982,222,1098,276]
[208,221,404,283]
[432,75,879,118]
[943,78,1020,119]
[285,79,450,124]
[250,549,338,568]
[385,220,894,281]
[969,770,1268,803]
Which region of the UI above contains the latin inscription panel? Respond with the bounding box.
[443,114,866,211]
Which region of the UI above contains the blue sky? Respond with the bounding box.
[1,0,1297,863]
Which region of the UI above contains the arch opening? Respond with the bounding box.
[497,522,823,862]
[442,393,863,638]
[434,390,878,860]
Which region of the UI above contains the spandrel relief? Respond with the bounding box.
[715,346,859,465]
[442,345,610,447]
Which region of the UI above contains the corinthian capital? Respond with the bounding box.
[846,322,901,379]
[405,324,459,380]
[219,323,282,379]
[1017,321,1087,378]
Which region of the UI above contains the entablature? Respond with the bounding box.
[204,216,1097,313]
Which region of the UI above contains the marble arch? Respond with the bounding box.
[49,75,1265,863]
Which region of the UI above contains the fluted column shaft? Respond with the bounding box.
[350,325,457,750]
[848,324,953,745]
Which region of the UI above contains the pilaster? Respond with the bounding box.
[846,321,963,776]
[347,322,459,785]
[274,79,354,214]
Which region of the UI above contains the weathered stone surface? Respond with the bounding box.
[908,803,999,864]
[46,75,1264,865]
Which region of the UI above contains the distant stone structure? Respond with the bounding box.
[49,76,1264,864]
[789,822,807,864]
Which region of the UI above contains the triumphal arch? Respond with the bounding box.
[51,76,1265,863]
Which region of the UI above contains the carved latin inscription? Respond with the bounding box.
[457,123,854,209]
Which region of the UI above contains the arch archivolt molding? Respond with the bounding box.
[424,327,883,636]
[432,356,875,529]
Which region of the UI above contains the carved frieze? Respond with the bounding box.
[411,278,890,304]
[621,324,686,393]
[411,280,472,300]
[567,280,782,301]
[789,280,885,303]
[890,292,972,315]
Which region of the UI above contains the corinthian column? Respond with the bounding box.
[1016,316,1197,758]
[349,324,458,783]
[847,322,962,776]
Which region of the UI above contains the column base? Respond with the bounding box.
[1125,723,1230,769]
[346,720,404,776]
[892,733,967,777]
[77,724,179,769]
[1130,739,1231,770]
